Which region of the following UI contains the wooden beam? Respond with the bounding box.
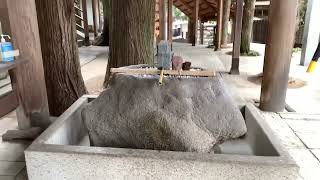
[201,0,217,11]
[230,0,244,75]
[111,68,216,77]
[6,0,50,129]
[92,0,98,37]
[176,0,193,13]
[192,0,199,46]
[82,0,90,46]
[260,0,299,112]
[168,0,173,43]
[215,0,223,50]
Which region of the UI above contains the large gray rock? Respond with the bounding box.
[82,74,247,153]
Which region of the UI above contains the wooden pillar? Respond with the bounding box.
[6,0,50,129]
[260,0,299,112]
[200,22,204,45]
[82,0,90,46]
[230,0,244,75]
[167,0,173,44]
[97,0,102,32]
[188,19,195,43]
[92,0,98,37]
[192,0,199,46]
[222,0,232,45]
[215,0,223,50]
[159,0,166,41]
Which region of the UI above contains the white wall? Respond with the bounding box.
[300,0,320,66]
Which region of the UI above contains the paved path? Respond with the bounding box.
[172,42,320,179]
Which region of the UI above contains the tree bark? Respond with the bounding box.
[222,0,232,45]
[240,0,256,54]
[104,0,156,86]
[35,0,87,116]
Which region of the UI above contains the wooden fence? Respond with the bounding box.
[252,18,304,46]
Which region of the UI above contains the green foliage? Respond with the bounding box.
[292,47,302,53]
[174,7,188,21]
[298,0,308,26]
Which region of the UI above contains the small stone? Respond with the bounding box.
[182,61,192,70]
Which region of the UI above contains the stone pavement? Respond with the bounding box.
[186,42,320,180]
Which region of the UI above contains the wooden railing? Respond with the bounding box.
[74,0,89,46]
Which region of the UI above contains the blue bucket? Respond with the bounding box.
[1,42,14,62]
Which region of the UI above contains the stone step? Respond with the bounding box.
[0,77,10,89]
[0,84,12,97]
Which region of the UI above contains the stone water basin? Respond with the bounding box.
[25,95,299,180]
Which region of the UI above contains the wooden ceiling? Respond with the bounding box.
[173,0,235,22]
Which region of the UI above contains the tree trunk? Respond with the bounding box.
[35,0,87,116]
[188,19,194,43]
[240,0,256,54]
[222,0,232,45]
[103,0,156,86]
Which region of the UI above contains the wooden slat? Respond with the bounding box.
[75,14,83,21]
[111,68,216,77]
[74,5,83,12]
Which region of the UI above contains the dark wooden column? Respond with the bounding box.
[97,0,101,32]
[215,0,223,50]
[192,0,199,46]
[6,0,50,129]
[167,0,173,44]
[260,0,299,112]
[222,0,232,45]
[159,0,166,40]
[230,0,244,75]
[82,0,90,46]
[200,22,204,45]
[92,0,98,37]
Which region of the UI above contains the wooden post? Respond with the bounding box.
[159,0,166,41]
[215,0,223,50]
[222,0,232,45]
[6,0,50,129]
[92,0,98,37]
[0,0,11,36]
[200,22,204,45]
[260,0,299,112]
[167,0,173,43]
[230,0,244,75]
[192,0,199,46]
[97,0,102,32]
[82,0,90,46]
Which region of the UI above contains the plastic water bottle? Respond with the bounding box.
[0,35,14,62]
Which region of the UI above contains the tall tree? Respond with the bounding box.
[35,0,87,116]
[104,0,156,86]
[221,0,232,45]
[240,0,256,54]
